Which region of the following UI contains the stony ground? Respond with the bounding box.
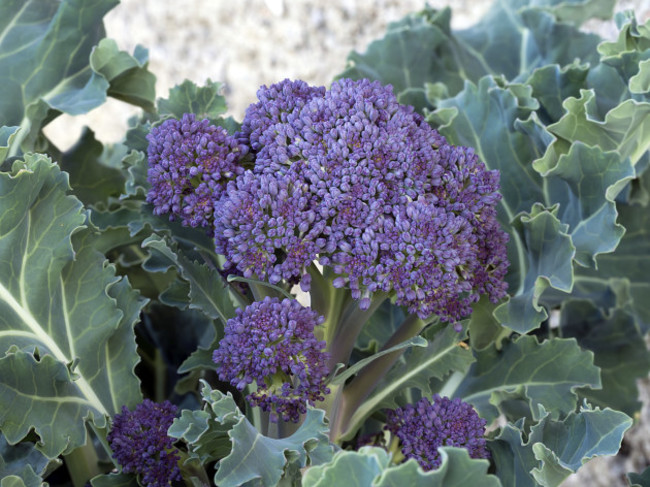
[44,1,650,485]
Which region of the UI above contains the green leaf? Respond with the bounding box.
[493,205,576,333]
[628,465,650,487]
[301,447,391,487]
[0,127,20,165]
[560,299,650,415]
[341,322,474,439]
[90,473,139,487]
[0,154,144,458]
[1,477,27,487]
[216,407,333,487]
[468,296,511,351]
[121,150,149,198]
[303,446,501,487]
[0,434,61,487]
[526,62,590,124]
[375,448,501,487]
[90,39,156,112]
[536,90,650,169]
[330,336,427,386]
[168,382,241,465]
[338,1,606,111]
[58,128,126,207]
[337,8,467,111]
[174,382,334,487]
[142,235,236,323]
[570,201,650,331]
[535,143,633,267]
[157,79,228,120]
[490,405,631,487]
[0,0,118,152]
[529,406,631,486]
[454,336,600,423]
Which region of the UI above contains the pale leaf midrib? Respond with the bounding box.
[0,280,107,415]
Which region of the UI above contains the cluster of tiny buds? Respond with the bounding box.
[146,78,509,325]
[385,394,489,471]
[107,399,181,487]
[212,297,330,422]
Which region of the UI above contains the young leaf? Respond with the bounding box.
[142,234,236,323]
[157,79,228,120]
[171,381,334,487]
[90,39,156,112]
[215,407,334,487]
[168,383,242,465]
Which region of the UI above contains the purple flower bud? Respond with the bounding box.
[206,78,509,324]
[146,113,247,228]
[107,399,181,487]
[213,297,330,422]
[385,394,489,471]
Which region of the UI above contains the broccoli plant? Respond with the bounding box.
[0,1,648,487]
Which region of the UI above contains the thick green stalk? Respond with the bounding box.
[326,292,388,369]
[329,313,428,442]
[64,441,102,487]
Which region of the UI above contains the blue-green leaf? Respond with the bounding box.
[0,154,144,458]
[168,382,241,465]
[560,299,650,415]
[0,434,61,486]
[157,79,228,121]
[490,405,631,487]
[302,447,391,487]
[302,446,501,487]
[454,335,600,423]
[628,465,650,487]
[142,234,236,323]
[90,39,156,112]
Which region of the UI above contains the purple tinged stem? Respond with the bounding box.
[329,313,429,442]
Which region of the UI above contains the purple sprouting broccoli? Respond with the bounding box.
[107,399,181,487]
[212,297,330,422]
[146,113,247,227]
[213,77,508,322]
[385,394,489,471]
[238,78,326,152]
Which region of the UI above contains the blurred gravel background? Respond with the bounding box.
[44,1,650,485]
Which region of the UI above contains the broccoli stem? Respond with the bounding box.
[329,313,428,442]
[64,440,102,487]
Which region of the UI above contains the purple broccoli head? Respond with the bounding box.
[212,297,330,422]
[107,399,181,487]
[385,394,489,471]
[214,78,508,322]
[146,113,247,227]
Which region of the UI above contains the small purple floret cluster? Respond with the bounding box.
[107,399,181,487]
[385,394,489,471]
[146,113,247,227]
[147,78,509,322]
[212,297,330,422]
